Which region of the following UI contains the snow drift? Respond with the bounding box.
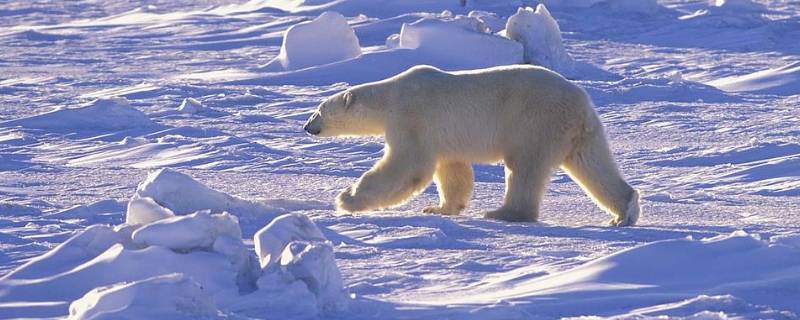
[410,231,800,318]
[68,273,218,320]
[0,98,156,132]
[707,62,800,95]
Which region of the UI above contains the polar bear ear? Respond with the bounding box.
[343,91,355,109]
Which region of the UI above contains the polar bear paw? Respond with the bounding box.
[336,187,368,212]
[422,205,464,215]
[610,190,640,227]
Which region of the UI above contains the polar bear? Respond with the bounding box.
[303,65,640,226]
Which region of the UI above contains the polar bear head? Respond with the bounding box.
[304,89,384,137]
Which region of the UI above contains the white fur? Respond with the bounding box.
[305,65,640,225]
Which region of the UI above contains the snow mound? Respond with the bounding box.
[129,168,277,219]
[707,62,800,95]
[0,98,156,132]
[132,211,242,251]
[263,11,361,71]
[504,5,575,75]
[254,213,347,313]
[397,14,523,69]
[68,273,217,320]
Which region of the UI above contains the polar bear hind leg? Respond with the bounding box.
[485,153,558,223]
[424,161,473,215]
[561,127,640,226]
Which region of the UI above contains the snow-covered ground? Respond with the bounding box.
[1,0,799,319]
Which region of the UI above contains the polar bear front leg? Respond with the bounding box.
[423,161,473,215]
[336,145,435,213]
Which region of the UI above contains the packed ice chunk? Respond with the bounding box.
[132,211,242,251]
[68,273,218,320]
[279,241,346,312]
[254,213,326,268]
[253,213,347,314]
[177,98,205,114]
[131,168,274,217]
[264,11,361,71]
[125,197,175,225]
[397,14,523,69]
[504,4,575,75]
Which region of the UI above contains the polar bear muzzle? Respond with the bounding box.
[303,111,322,135]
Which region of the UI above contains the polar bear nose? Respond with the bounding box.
[304,112,322,135]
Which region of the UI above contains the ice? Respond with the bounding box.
[131,210,242,251]
[504,5,574,75]
[262,11,361,71]
[68,273,218,320]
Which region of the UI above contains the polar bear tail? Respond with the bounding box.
[561,115,640,226]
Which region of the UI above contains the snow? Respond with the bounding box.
[504,5,575,75]
[262,11,362,71]
[2,0,800,319]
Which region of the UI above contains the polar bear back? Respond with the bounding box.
[364,65,595,163]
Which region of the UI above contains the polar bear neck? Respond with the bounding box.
[348,83,391,136]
